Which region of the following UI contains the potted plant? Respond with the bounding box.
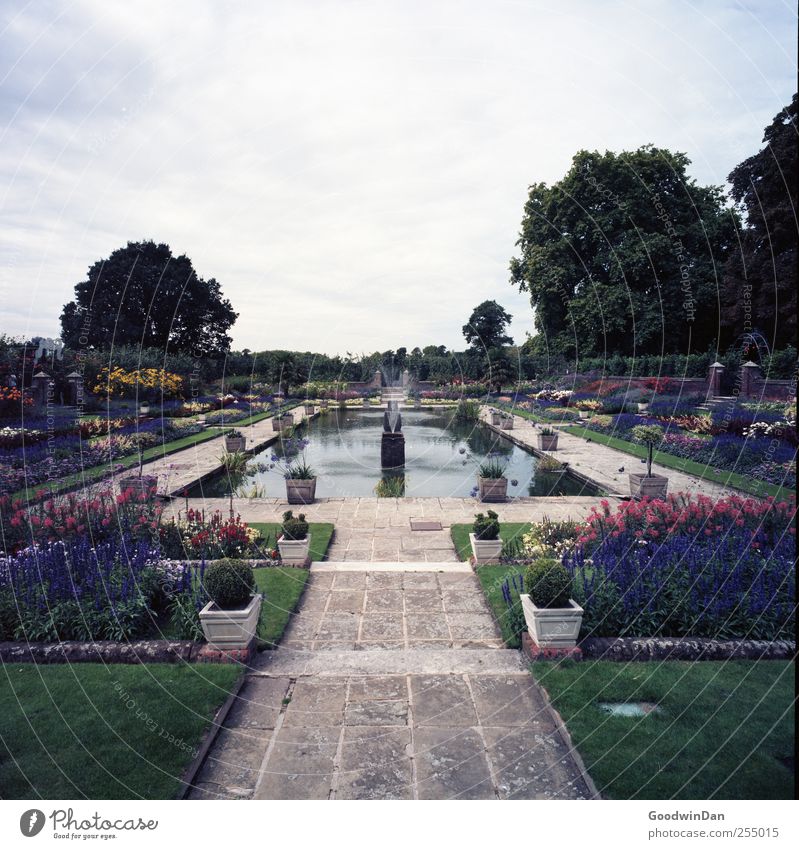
[477,456,509,502]
[225,429,246,452]
[277,510,311,566]
[320,398,329,410]
[637,391,653,413]
[490,408,503,426]
[198,559,262,650]
[362,395,370,407]
[520,558,583,648]
[469,510,502,564]
[500,412,514,430]
[304,401,315,416]
[628,424,668,499]
[537,426,559,451]
[270,435,316,503]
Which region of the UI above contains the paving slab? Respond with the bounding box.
[413,727,496,800]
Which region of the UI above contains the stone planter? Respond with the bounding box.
[629,473,669,500]
[320,400,329,410]
[491,412,502,426]
[272,415,284,431]
[362,397,370,408]
[118,475,158,497]
[520,594,584,648]
[537,433,559,451]
[285,477,317,504]
[304,403,315,415]
[637,402,650,413]
[469,532,503,565]
[199,593,262,650]
[500,415,513,430]
[478,476,508,502]
[278,534,311,566]
[225,436,246,452]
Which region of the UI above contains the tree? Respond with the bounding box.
[720,94,797,350]
[509,146,737,359]
[484,348,516,392]
[60,240,238,354]
[463,301,513,353]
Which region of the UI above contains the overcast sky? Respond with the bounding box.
[1,0,795,355]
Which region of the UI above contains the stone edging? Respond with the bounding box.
[579,636,796,661]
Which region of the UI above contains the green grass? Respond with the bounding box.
[474,564,526,648]
[563,425,795,500]
[253,567,310,646]
[249,521,335,563]
[227,400,300,428]
[0,663,240,799]
[534,659,795,799]
[450,522,532,561]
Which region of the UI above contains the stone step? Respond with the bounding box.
[251,647,527,676]
[311,561,468,572]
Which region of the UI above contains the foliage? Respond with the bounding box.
[454,399,480,422]
[477,455,508,479]
[462,300,513,352]
[93,366,184,400]
[281,510,309,540]
[472,510,500,540]
[631,424,665,476]
[524,558,573,608]
[203,559,255,609]
[60,240,238,354]
[160,509,258,559]
[268,435,315,479]
[510,146,738,357]
[374,476,406,497]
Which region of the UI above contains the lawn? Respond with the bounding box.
[0,663,240,799]
[450,521,532,561]
[534,659,795,800]
[253,567,310,646]
[249,521,335,562]
[474,564,525,648]
[563,425,795,500]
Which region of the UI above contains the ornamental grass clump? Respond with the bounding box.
[203,559,255,609]
[281,510,309,540]
[524,558,572,608]
[478,455,508,479]
[472,510,500,540]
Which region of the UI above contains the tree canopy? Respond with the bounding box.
[509,146,737,359]
[60,240,238,354]
[462,300,514,353]
[720,93,797,350]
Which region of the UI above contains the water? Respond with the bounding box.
[189,408,602,498]
[598,702,661,717]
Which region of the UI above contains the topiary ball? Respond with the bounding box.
[524,558,572,608]
[204,559,255,609]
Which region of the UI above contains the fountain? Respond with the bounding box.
[381,400,405,469]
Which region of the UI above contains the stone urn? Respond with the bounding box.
[225,435,246,452]
[199,594,263,650]
[537,433,559,451]
[520,595,583,648]
[118,475,158,498]
[478,476,508,503]
[278,534,311,566]
[628,473,669,500]
[469,533,502,565]
[285,477,317,504]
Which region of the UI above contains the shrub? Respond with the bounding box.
[524,558,572,608]
[478,456,508,479]
[375,476,405,497]
[281,510,309,540]
[472,510,500,540]
[203,559,255,609]
[454,399,480,422]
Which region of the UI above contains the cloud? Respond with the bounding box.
[0,0,795,353]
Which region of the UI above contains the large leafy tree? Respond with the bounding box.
[60,241,238,354]
[509,146,737,359]
[463,300,513,353]
[720,94,797,350]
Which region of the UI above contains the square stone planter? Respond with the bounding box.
[272,416,284,431]
[629,473,669,500]
[278,534,311,566]
[491,412,502,425]
[500,416,514,430]
[320,400,329,409]
[225,436,246,452]
[537,434,559,451]
[520,594,583,648]
[285,477,317,504]
[118,475,158,498]
[478,476,508,502]
[469,532,502,565]
[304,403,315,415]
[199,593,262,650]
[362,398,370,407]
[637,402,650,413]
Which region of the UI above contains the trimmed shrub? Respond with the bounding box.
[203,559,255,609]
[524,558,572,608]
[472,510,500,540]
[281,510,309,540]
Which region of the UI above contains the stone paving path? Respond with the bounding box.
[482,409,741,499]
[188,567,596,801]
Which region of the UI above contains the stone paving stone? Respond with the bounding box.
[224,677,291,731]
[406,614,450,641]
[337,726,413,799]
[411,674,479,727]
[317,613,361,642]
[364,588,405,611]
[332,572,368,589]
[325,590,365,613]
[282,613,323,641]
[348,675,407,701]
[344,699,409,726]
[366,572,404,589]
[447,612,500,641]
[360,612,404,641]
[403,589,444,612]
[282,679,347,727]
[254,726,339,800]
[195,727,272,794]
[298,589,330,611]
[413,727,496,800]
[307,572,334,590]
[468,675,549,728]
[442,590,489,612]
[402,572,439,587]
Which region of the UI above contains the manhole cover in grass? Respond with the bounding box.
[410,520,443,531]
[598,702,660,717]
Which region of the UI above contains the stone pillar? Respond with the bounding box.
[740,361,762,397]
[707,362,725,397]
[32,371,52,407]
[381,432,405,469]
[373,370,383,388]
[66,371,84,406]
[402,369,410,387]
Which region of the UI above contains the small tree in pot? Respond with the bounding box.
[277,510,311,565]
[198,559,262,650]
[469,510,502,564]
[477,455,508,502]
[520,558,583,648]
[629,424,668,499]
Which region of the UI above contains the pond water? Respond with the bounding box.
[188,408,603,498]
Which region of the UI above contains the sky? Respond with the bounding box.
[0,0,795,356]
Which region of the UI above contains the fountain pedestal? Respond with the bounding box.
[381,432,405,469]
